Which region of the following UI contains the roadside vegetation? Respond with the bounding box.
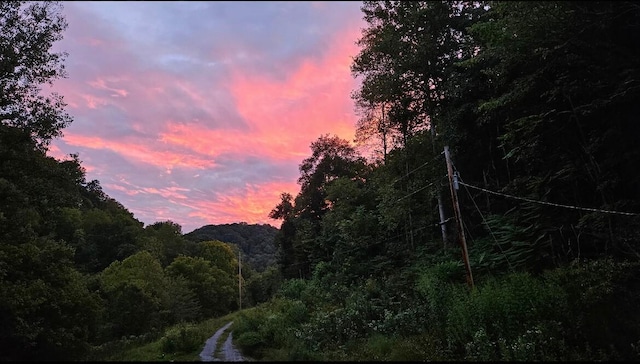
[98,311,244,361]
[231,258,640,361]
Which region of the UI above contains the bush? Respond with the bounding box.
[278,279,307,300]
[233,298,310,359]
[544,258,640,360]
[439,259,640,361]
[235,331,264,357]
[414,260,467,336]
[160,323,203,354]
[445,271,569,360]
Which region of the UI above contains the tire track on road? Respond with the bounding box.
[199,321,244,362]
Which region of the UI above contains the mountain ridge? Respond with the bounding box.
[184,222,279,272]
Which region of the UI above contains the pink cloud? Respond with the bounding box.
[63,133,215,170]
[227,25,361,155]
[49,3,365,231]
[88,77,129,97]
[80,93,108,109]
[105,182,191,201]
[103,179,297,230]
[104,182,139,196]
[187,180,300,226]
[157,24,362,165]
[158,121,302,162]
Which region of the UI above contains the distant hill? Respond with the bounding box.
[184,222,279,272]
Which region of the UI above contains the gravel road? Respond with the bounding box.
[199,321,245,362]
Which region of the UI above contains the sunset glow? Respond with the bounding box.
[49,1,365,232]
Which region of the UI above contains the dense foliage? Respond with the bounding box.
[184,222,278,273]
[0,124,250,360]
[0,1,71,149]
[241,0,640,361]
[3,0,640,361]
[0,3,278,359]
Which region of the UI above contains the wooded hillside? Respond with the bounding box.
[184,223,278,273]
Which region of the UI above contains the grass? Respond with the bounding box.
[104,311,243,361]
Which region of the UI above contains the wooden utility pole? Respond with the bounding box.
[430,125,448,247]
[444,146,474,289]
[238,252,242,310]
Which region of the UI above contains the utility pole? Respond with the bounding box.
[238,252,242,310]
[444,146,474,289]
[430,125,448,247]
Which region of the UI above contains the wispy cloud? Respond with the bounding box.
[50,1,365,233]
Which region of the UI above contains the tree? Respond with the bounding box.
[269,193,294,221]
[450,1,640,266]
[142,220,196,267]
[354,101,398,164]
[269,135,370,279]
[244,265,283,307]
[269,194,299,279]
[166,255,236,317]
[351,1,481,149]
[351,1,486,254]
[77,205,144,274]
[165,275,202,324]
[296,134,369,221]
[99,251,169,337]
[197,240,237,276]
[184,223,279,272]
[0,237,101,361]
[0,1,72,150]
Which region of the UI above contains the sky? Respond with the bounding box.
[47,1,367,233]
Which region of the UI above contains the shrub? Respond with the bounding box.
[235,331,264,357]
[445,271,569,360]
[233,298,310,359]
[160,323,203,354]
[414,260,467,336]
[544,258,640,360]
[278,279,307,300]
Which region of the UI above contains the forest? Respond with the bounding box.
[231,0,640,360]
[2,0,640,361]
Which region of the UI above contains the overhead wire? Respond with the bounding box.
[391,151,444,185]
[449,159,639,217]
[396,182,434,202]
[458,180,640,217]
[458,174,515,272]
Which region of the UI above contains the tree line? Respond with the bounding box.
[247,1,640,360]
[271,0,640,284]
[0,2,280,360]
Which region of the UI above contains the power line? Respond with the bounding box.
[458,181,640,217]
[459,176,515,272]
[392,151,444,185]
[396,182,434,202]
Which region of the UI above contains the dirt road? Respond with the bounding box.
[199,321,245,362]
